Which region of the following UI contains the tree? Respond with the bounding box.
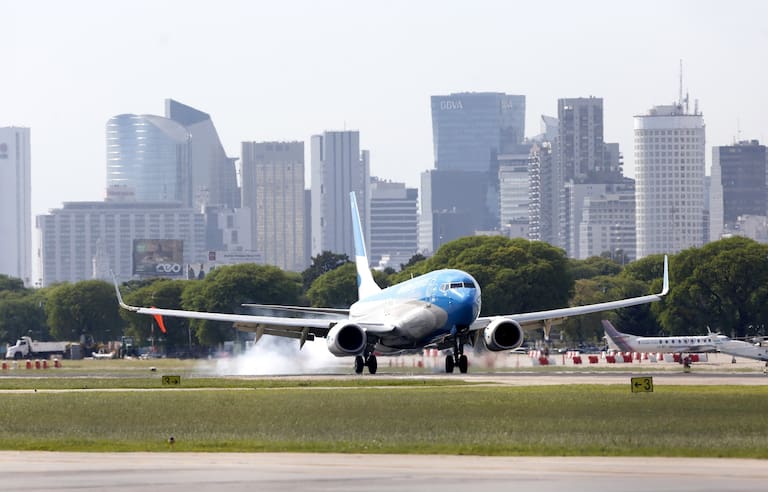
[0,274,25,293]
[182,264,303,347]
[0,290,48,346]
[121,279,192,353]
[654,237,768,338]
[559,275,658,343]
[45,280,124,343]
[394,236,573,316]
[400,253,426,271]
[307,263,357,307]
[301,251,350,290]
[569,256,622,280]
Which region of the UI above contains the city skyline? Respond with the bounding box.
[4,0,767,222]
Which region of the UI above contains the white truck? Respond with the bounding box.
[5,336,69,360]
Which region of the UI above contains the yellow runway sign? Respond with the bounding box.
[631,376,653,393]
[162,375,181,386]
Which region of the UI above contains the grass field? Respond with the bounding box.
[1,379,767,457]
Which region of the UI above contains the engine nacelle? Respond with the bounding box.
[326,322,367,357]
[483,317,524,351]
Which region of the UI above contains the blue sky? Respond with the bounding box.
[4,0,767,218]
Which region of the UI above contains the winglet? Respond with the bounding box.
[660,255,670,296]
[349,192,381,300]
[110,271,138,312]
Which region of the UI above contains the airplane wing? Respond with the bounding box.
[470,255,669,334]
[112,277,393,345]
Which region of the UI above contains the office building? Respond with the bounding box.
[577,180,636,261]
[241,141,306,271]
[166,99,240,209]
[369,178,418,268]
[431,92,525,172]
[0,127,32,285]
[498,144,533,235]
[558,97,614,181]
[106,114,192,205]
[635,101,706,258]
[420,170,491,252]
[710,140,767,240]
[310,131,370,258]
[37,201,206,286]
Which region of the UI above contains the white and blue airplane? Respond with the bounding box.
[114,192,669,374]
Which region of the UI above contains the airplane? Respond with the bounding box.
[603,320,768,369]
[717,338,768,368]
[602,320,729,354]
[113,192,669,375]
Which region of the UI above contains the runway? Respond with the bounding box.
[2,452,767,492]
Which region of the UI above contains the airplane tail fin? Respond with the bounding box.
[350,192,381,300]
[602,320,636,352]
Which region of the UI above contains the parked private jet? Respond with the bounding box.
[114,193,669,374]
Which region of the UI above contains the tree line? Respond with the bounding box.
[2,236,766,353]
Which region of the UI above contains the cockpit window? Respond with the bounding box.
[442,281,476,290]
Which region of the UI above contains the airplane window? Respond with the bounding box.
[462,282,475,288]
[440,284,448,291]
[450,282,462,289]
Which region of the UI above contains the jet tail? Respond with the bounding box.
[602,320,637,352]
[350,192,381,300]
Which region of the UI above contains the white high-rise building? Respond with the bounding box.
[634,103,705,258]
[310,131,370,259]
[0,127,32,285]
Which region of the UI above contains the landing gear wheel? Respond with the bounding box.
[354,356,365,374]
[366,354,378,374]
[445,355,455,373]
[458,354,468,373]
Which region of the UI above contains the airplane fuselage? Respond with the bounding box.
[349,269,481,352]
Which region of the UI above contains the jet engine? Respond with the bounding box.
[483,317,524,351]
[326,322,367,356]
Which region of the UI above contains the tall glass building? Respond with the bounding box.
[431,92,525,172]
[166,99,240,209]
[106,114,192,205]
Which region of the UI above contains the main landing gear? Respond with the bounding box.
[354,353,378,375]
[445,337,469,374]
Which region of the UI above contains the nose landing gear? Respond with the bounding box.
[445,337,469,373]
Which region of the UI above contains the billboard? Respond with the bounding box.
[132,239,184,277]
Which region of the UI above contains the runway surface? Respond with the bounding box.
[2,452,767,492]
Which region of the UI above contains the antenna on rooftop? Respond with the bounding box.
[678,59,683,108]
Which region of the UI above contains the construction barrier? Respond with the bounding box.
[588,355,599,364]
[1,362,7,371]
[572,356,582,364]
[25,360,32,369]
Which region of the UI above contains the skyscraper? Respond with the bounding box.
[166,99,240,209]
[710,140,767,241]
[310,131,370,258]
[241,141,306,271]
[106,114,192,205]
[558,97,608,181]
[425,92,525,251]
[431,92,525,172]
[635,102,705,258]
[0,127,31,285]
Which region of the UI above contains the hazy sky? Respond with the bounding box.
[4,0,767,219]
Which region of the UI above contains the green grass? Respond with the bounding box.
[1,384,767,457]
